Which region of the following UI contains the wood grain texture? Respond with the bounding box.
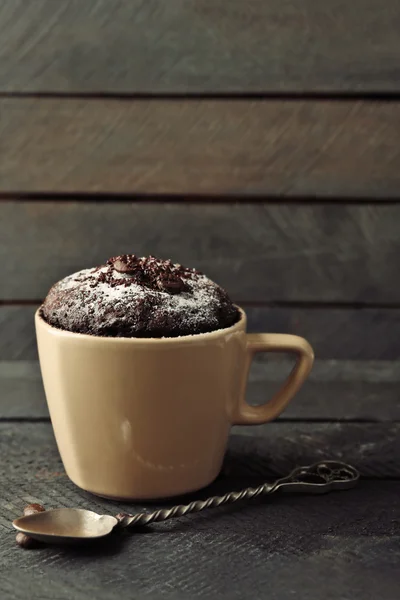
[1,0,400,93]
[1,99,400,196]
[1,360,399,421]
[2,202,400,303]
[2,304,400,362]
[1,478,399,599]
[1,423,399,598]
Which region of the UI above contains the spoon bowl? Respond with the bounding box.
[13,508,118,544]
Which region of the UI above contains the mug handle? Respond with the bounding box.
[233,334,314,425]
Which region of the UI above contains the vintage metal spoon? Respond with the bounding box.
[13,460,359,545]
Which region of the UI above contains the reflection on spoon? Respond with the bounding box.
[13,460,359,546]
[13,509,118,544]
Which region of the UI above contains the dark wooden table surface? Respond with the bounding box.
[1,360,399,600]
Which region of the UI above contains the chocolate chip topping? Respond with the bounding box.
[41,254,239,338]
[112,255,140,275]
[106,255,194,294]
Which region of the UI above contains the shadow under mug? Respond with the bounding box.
[35,307,314,500]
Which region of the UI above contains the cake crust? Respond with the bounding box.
[41,254,239,338]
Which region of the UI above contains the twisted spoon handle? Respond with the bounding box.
[117,460,359,529]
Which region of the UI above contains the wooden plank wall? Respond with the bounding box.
[0,1,399,380]
[1,0,400,93]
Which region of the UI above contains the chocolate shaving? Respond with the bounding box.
[106,254,198,295]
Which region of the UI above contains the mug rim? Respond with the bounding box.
[35,305,246,346]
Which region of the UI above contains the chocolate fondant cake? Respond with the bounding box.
[41,254,239,338]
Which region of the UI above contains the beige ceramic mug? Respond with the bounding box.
[35,307,314,500]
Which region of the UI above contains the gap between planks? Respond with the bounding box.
[1,194,400,205]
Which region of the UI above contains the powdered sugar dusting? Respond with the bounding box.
[58,267,222,326]
[41,256,239,338]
